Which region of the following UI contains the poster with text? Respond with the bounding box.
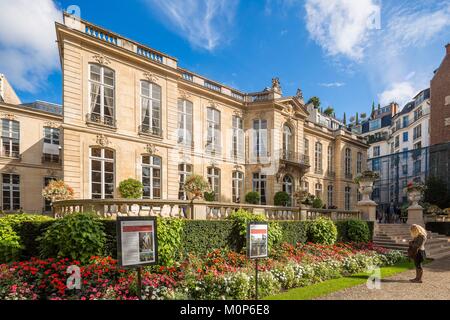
[247,222,268,259]
[117,217,158,267]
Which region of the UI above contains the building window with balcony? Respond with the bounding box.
[315,183,323,199]
[207,167,220,201]
[414,107,423,121]
[327,185,333,207]
[142,155,161,199]
[327,146,334,175]
[232,171,244,203]
[207,108,221,153]
[282,124,293,160]
[141,81,161,136]
[232,116,244,159]
[345,186,351,210]
[373,146,380,157]
[357,152,363,174]
[344,148,352,179]
[252,172,267,205]
[2,174,20,211]
[315,142,323,174]
[253,119,267,159]
[90,147,115,199]
[413,124,422,140]
[177,99,193,145]
[282,175,294,206]
[43,127,60,163]
[1,119,19,158]
[178,163,192,200]
[89,64,115,127]
[304,138,309,158]
[43,177,56,212]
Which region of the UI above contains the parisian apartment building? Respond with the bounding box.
[352,89,431,210]
[0,13,369,214]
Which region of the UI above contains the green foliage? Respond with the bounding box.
[183,174,210,200]
[245,192,260,205]
[38,213,106,263]
[203,191,216,202]
[118,178,143,199]
[274,191,290,206]
[307,217,338,245]
[312,197,324,209]
[156,218,185,266]
[424,177,450,209]
[0,221,21,263]
[181,220,235,255]
[323,107,334,116]
[346,220,370,243]
[227,209,282,253]
[307,96,321,108]
[278,221,309,245]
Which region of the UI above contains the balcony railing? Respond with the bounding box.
[314,168,324,175]
[137,46,164,63]
[204,81,222,92]
[139,125,163,138]
[52,199,362,221]
[86,113,116,128]
[85,25,118,45]
[181,72,194,82]
[279,150,310,166]
[327,171,336,178]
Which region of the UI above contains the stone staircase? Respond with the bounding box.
[373,224,450,260]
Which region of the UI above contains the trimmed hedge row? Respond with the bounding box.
[12,219,374,259]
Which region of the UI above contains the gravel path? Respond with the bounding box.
[316,256,450,300]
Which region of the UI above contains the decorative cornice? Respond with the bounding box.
[145,143,158,155]
[143,72,159,83]
[44,121,59,128]
[178,89,192,100]
[92,53,111,65]
[96,134,110,147]
[1,113,16,121]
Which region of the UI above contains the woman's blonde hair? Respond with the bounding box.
[410,224,427,238]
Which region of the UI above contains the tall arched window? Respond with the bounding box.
[327,145,334,174]
[327,185,333,207]
[141,81,162,136]
[282,124,293,160]
[207,167,220,201]
[206,108,221,153]
[315,142,323,174]
[232,116,244,158]
[253,119,268,158]
[345,148,352,178]
[89,64,115,126]
[177,99,193,145]
[142,155,161,199]
[345,186,351,210]
[178,163,192,200]
[315,183,323,199]
[252,172,267,205]
[90,147,115,199]
[282,175,294,206]
[357,152,363,174]
[232,171,244,203]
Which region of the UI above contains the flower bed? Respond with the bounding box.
[0,243,406,300]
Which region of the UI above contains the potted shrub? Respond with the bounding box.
[245,192,260,205]
[312,197,323,209]
[42,180,74,211]
[405,181,426,208]
[203,191,216,202]
[183,174,210,200]
[274,191,290,206]
[119,178,143,199]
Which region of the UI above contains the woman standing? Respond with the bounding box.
[408,224,427,283]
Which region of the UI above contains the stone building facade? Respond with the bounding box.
[0,13,368,213]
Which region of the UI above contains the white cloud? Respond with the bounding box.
[319,82,345,88]
[0,0,61,93]
[304,0,380,60]
[378,81,417,107]
[144,0,239,51]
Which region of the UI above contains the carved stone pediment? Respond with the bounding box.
[143,72,159,83]
[92,53,111,65]
[44,121,59,128]
[96,134,110,147]
[178,89,192,100]
[3,165,17,174]
[1,113,16,121]
[145,144,158,155]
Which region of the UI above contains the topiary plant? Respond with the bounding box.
[274,191,290,206]
[312,197,324,209]
[38,212,106,263]
[245,192,261,205]
[346,220,370,243]
[203,191,216,202]
[307,217,337,245]
[183,174,210,200]
[119,178,143,199]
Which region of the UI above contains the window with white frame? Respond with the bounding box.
[357,152,363,174]
[142,155,161,199]
[413,124,422,140]
[177,99,193,145]
[178,163,192,200]
[43,127,60,163]
[252,172,267,205]
[315,183,322,199]
[304,138,309,157]
[345,148,352,177]
[141,81,162,136]
[207,167,220,201]
[89,64,115,126]
[327,145,334,173]
[232,116,244,158]
[282,124,293,159]
[253,119,267,158]
[1,119,19,158]
[90,147,115,199]
[232,171,244,203]
[2,174,20,211]
[345,186,351,210]
[327,185,333,207]
[282,175,294,206]
[206,108,221,153]
[315,142,323,174]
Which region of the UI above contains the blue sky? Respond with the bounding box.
[0,0,449,120]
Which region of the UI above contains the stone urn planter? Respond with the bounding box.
[405,182,426,226]
[407,189,423,209]
[354,171,379,205]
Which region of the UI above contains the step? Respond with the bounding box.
[428,251,450,260]
[427,247,450,258]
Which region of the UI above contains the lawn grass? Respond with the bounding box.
[265,260,416,300]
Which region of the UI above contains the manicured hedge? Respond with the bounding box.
[15,221,55,260]
[278,221,309,245]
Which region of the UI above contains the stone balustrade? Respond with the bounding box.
[52,199,362,221]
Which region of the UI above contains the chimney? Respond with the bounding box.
[446,43,450,56]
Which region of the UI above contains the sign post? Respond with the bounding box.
[247,222,268,300]
[116,217,158,300]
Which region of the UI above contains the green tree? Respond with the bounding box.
[371,101,375,118]
[343,112,347,125]
[323,106,334,116]
[119,178,143,199]
[424,177,450,208]
[307,96,321,108]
